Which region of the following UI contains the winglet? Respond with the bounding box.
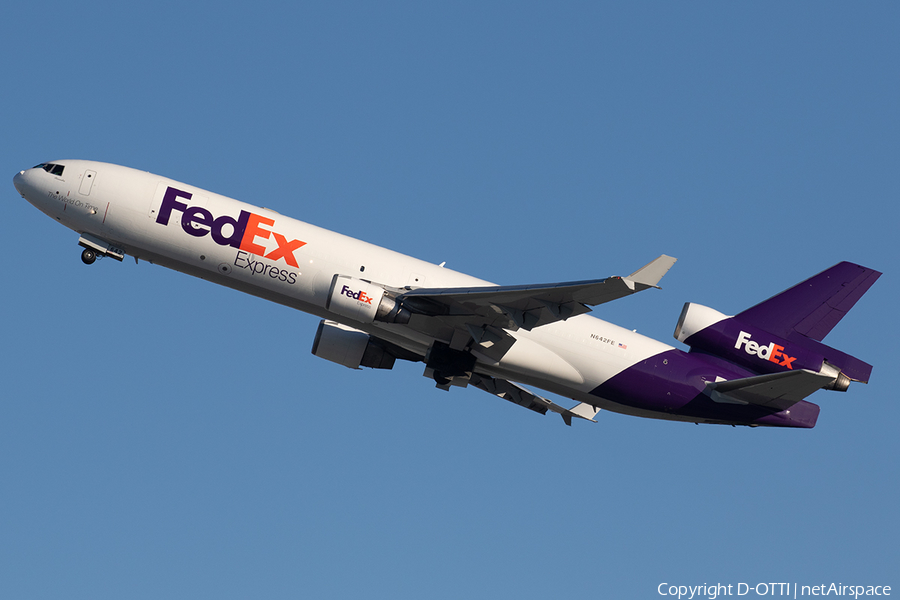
[626,255,677,288]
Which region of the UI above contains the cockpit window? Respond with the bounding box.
[34,163,65,176]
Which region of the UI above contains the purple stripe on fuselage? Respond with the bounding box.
[589,349,820,428]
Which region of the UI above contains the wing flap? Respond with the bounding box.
[469,373,599,426]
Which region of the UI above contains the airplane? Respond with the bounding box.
[13,160,881,429]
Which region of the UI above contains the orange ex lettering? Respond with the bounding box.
[156,187,307,267]
[238,213,306,267]
[266,232,306,268]
[770,344,797,369]
[240,213,274,255]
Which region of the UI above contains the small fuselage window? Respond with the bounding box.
[34,163,65,176]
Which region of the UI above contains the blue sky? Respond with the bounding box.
[2,2,898,598]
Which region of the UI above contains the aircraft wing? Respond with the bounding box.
[469,373,599,426]
[399,255,676,331]
[706,370,833,411]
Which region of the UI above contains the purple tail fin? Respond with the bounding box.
[737,262,881,342]
[736,262,881,382]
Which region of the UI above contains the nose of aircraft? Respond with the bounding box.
[13,170,27,196]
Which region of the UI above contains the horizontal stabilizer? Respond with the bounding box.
[706,370,832,411]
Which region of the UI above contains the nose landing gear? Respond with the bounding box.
[77,233,125,265]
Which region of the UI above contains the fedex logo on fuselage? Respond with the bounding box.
[155,187,306,267]
[734,331,796,369]
[341,285,374,304]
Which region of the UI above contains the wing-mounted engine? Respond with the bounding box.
[311,320,402,370]
[674,302,852,391]
[325,275,411,324]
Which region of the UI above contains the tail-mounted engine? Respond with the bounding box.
[325,275,411,324]
[674,302,853,391]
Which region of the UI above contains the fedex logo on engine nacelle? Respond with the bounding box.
[155,187,306,267]
[734,331,796,369]
[341,285,375,304]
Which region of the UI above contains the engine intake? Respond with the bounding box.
[311,320,396,370]
[674,302,729,342]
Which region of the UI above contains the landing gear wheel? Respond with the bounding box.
[433,371,451,386]
[81,248,97,265]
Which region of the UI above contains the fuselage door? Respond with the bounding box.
[79,170,96,195]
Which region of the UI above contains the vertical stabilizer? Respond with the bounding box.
[733,262,880,383]
[736,262,881,342]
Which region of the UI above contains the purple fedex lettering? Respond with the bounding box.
[156,186,250,248]
[341,285,374,304]
[212,210,251,247]
[182,206,214,237]
[157,187,191,224]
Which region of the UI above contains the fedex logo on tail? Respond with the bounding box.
[156,187,306,267]
[341,285,375,304]
[735,331,796,369]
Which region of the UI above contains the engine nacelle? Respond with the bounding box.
[674,302,729,343]
[325,275,411,324]
[311,320,396,370]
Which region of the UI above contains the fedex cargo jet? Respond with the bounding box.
[13,160,880,428]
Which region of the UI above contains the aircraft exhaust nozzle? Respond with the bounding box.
[827,371,852,392]
[819,362,852,392]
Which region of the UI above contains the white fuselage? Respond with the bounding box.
[14,160,676,420]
